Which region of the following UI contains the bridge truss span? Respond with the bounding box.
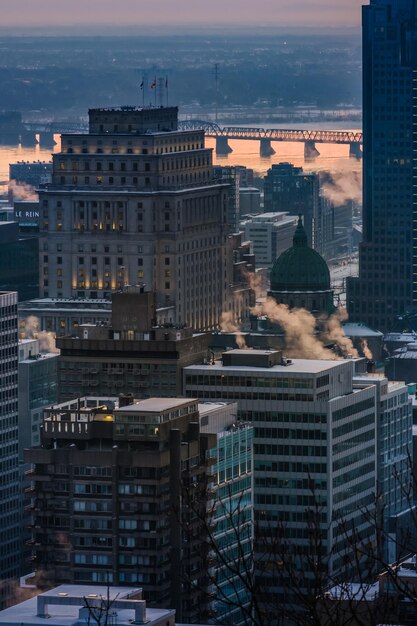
[178,120,362,145]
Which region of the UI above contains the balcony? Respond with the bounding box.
[43,418,113,440]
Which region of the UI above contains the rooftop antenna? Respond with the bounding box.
[150,76,157,107]
[214,63,220,124]
[157,77,164,107]
[140,76,145,108]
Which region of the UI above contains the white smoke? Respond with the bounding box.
[20,315,59,354]
[321,168,362,207]
[220,311,247,349]
[8,180,38,201]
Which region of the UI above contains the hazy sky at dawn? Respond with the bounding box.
[1,0,364,28]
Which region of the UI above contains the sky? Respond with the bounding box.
[1,0,365,28]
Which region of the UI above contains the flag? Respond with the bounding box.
[140,81,144,89]
[150,79,156,89]
[165,77,168,88]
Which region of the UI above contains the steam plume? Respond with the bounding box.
[20,315,59,354]
[321,168,361,207]
[360,339,373,360]
[324,307,359,358]
[245,269,267,299]
[252,298,337,359]
[8,180,39,201]
[220,311,247,349]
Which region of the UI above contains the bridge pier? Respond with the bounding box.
[304,140,320,160]
[260,138,276,157]
[349,141,362,159]
[216,136,233,155]
[38,131,57,147]
[19,130,38,146]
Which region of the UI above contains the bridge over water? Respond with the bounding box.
[178,120,363,159]
[23,119,363,158]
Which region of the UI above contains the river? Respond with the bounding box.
[0,122,362,190]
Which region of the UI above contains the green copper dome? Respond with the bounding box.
[270,216,330,292]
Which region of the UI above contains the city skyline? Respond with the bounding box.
[1,0,364,28]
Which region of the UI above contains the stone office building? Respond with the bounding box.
[38,105,240,331]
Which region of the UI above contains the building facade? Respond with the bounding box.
[0,292,21,607]
[56,288,210,402]
[38,106,233,330]
[241,211,296,270]
[25,396,214,624]
[347,0,417,332]
[0,222,38,302]
[184,350,378,616]
[18,338,58,457]
[354,373,414,562]
[199,402,253,626]
[263,162,319,249]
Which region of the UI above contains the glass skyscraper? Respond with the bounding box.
[347,0,417,332]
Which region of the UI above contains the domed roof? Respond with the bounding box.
[270,216,330,292]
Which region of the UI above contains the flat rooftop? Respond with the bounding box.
[117,397,197,413]
[0,584,175,626]
[186,357,350,375]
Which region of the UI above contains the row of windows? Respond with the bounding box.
[243,411,327,424]
[333,413,375,439]
[255,427,326,441]
[254,444,327,457]
[185,374,315,389]
[333,477,375,505]
[187,389,314,402]
[332,398,375,422]
[255,476,327,490]
[255,493,326,507]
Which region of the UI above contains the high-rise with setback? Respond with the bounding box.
[38,106,234,331]
[347,0,417,332]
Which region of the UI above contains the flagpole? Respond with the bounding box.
[142,77,145,108]
[166,76,169,107]
[154,76,157,107]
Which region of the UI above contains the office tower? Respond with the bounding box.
[354,373,413,562]
[347,0,417,332]
[213,165,241,232]
[0,292,21,607]
[0,222,38,301]
[56,288,210,402]
[18,338,58,457]
[18,337,58,581]
[184,350,378,611]
[241,211,296,270]
[25,396,213,623]
[239,186,261,217]
[199,402,253,626]
[263,163,319,248]
[39,106,233,331]
[9,161,52,188]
